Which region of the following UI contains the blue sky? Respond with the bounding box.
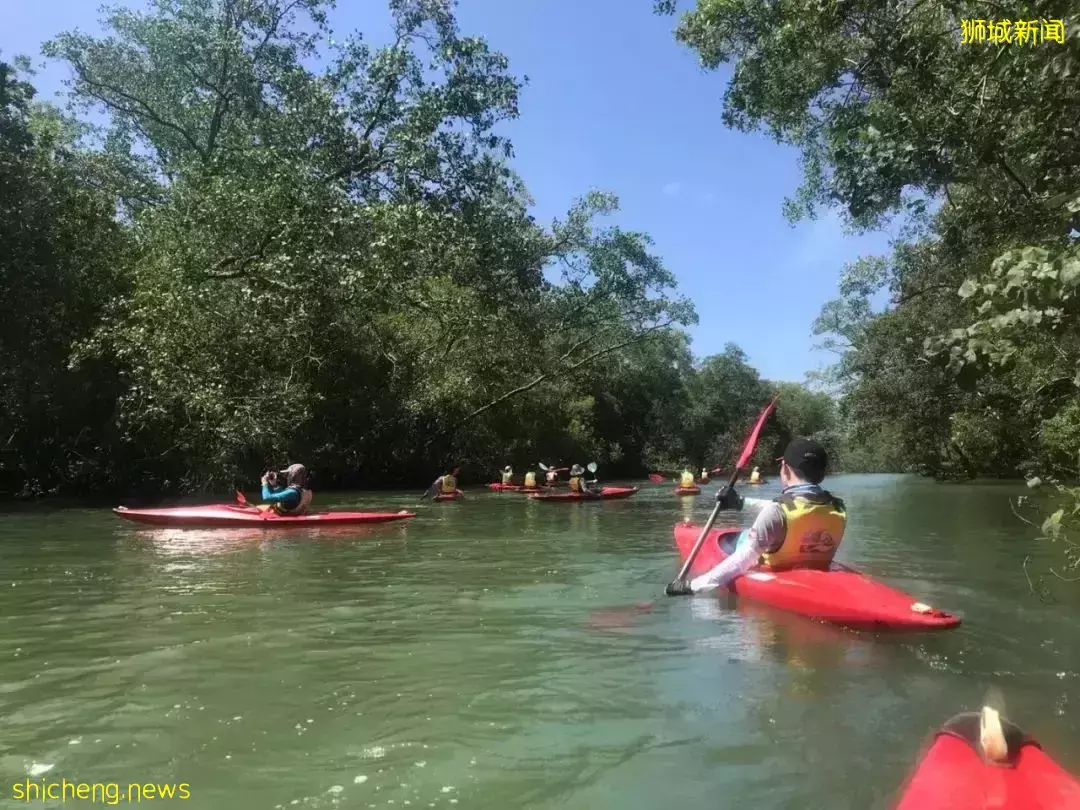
[1,0,895,382]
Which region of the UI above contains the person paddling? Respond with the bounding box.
[568,463,601,496]
[544,464,558,486]
[501,465,514,486]
[679,468,696,489]
[699,467,710,484]
[523,469,538,489]
[749,466,762,484]
[568,464,586,493]
[426,467,463,499]
[666,438,845,596]
[259,463,313,515]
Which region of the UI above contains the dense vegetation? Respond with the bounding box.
[660,0,1080,568]
[1,0,837,499]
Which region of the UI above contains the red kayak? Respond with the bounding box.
[433,490,463,502]
[114,504,416,528]
[673,522,960,631]
[674,486,701,496]
[896,710,1080,809]
[486,483,549,492]
[529,486,639,502]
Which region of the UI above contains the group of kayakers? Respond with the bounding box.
[249,458,612,511]
[250,440,842,573]
[425,462,603,498]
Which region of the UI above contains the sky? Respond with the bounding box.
[1,0,896,383]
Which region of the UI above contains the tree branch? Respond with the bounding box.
[445,321,673,432]
[998,157,1034,200]
[70,58,207,160]
[896,282,960,306]
[204,226,284,279]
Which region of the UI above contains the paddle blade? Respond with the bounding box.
[648,473,665,484]
[538,462,549,471]
[235,489,248,506]
[735,395,779,470]
[587,462,598,473]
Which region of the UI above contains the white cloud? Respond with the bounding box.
[662,181,682,196]
[697,191,716,204]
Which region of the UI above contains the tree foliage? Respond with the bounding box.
[0,60,130,496]
[662,0,1080,566]
[1,1,831,498]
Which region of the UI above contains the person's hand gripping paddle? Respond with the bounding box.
[665,395,779,597]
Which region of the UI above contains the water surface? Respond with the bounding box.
[1,475,1078,809]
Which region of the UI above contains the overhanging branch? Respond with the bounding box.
[443,320,674,434]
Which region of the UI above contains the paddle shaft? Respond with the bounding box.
[672,395,778,584]
[674,465,742,582]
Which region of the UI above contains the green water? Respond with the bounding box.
[1,475,1079,809]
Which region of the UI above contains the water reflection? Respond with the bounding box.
[121,523,413,556]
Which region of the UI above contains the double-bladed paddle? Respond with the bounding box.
[666,395,778,594]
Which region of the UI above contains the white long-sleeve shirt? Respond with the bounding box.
[688,485,826,593]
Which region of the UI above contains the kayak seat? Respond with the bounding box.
[939,712,1036,766]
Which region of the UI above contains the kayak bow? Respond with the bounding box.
[114,504,416,528]
[433,490,463,502]
[672,522,960,631]
[896,710,1080,809]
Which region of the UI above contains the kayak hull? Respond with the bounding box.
[675,486,701,496]
[897,712,1080,810]
[114,504,416,528]
[486,483,548,492]
[529,486,639,502]
[673,523,960,631]
[433,490,463,502]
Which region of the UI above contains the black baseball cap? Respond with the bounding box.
[780,438,828,484]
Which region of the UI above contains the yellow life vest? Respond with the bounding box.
[524,471,536,488]
[569,476,583,493]
[760,490,846,570]
[680,470,695,488]
[749,469,761,484]
[501,471,513,485]
[439,474,457,494]
[272,487,313,516]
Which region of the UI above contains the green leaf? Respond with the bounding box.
[1042,509,1065,534]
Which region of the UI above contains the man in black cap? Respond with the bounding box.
[666,438,846,596]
